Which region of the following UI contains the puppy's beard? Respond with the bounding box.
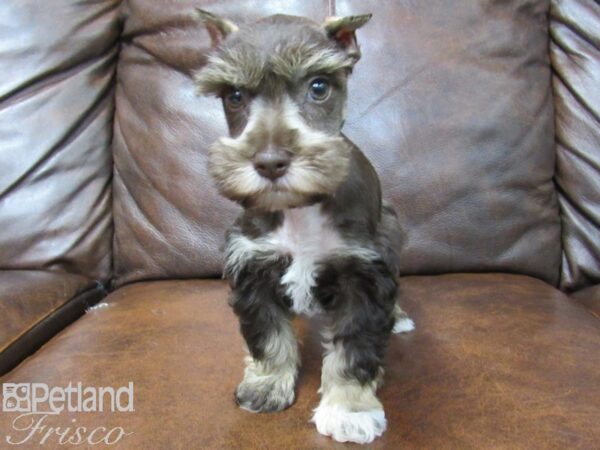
[210,163,326,211]
[242,189,318,211]
[208,138,350,211]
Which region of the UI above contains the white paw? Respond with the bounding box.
[311,404,386,444]
[393,317,415,333]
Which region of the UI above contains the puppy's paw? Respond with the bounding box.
[235,375,295,413]
[312,405,386,444]
[393,316,415,333]
[393,304,415,334]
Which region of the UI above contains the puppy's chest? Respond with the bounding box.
[267,205,343,315]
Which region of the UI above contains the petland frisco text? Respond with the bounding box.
[2,382,134,445]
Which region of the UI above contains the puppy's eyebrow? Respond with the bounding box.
[195,43,353,95]
[195,47,265,95]
[270,43,354,80]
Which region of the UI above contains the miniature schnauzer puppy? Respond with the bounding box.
[195,9,414,444]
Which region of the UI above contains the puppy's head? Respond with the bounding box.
[195,10,371,211]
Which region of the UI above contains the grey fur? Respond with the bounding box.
[195,14,356,96]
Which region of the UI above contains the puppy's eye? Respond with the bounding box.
[224,88,244,109]
[308,78,331,101]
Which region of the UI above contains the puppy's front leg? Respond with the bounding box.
[312,256,397,444]
[229,256,299,413]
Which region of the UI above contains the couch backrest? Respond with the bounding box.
[0,0,120,282]
[550,0,600,292]
[112,0,562,287]
[8,1,597,291]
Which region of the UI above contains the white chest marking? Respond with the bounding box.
[267,204,343,315]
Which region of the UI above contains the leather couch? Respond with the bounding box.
[1,0,599,448]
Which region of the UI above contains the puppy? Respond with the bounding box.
[195,10,414,444]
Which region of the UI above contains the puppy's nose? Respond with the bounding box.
[253,149,291,180]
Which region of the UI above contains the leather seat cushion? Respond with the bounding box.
[0,271,105,374]
[0,271,94,353]
[1,274,598,448]
[572,284,600,319]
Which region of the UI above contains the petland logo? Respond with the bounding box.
[2,382,134,446]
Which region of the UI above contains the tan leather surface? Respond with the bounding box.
[0,271,93,353]
[550,0,600,291]
[112,0,561,287]
[2,275,598,449]
[571,284,600,319]
[0,0,120,282]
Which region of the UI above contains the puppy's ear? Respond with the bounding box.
[323,14,372,62]
[195,8,239,48]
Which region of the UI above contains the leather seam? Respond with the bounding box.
[0,285,104,354]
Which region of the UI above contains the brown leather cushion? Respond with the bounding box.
[571,284,600,319]
[112,0,561,287]
[0,271,93,353]
[2,275,598,448]
[0,0,120,282]
[0,270,101,374]
[551,0,600,291]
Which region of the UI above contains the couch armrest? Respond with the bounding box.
[571,285,600,319]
